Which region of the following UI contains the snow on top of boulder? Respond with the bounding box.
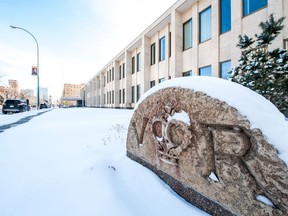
[135,76,288,165]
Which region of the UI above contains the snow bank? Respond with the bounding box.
[135,76,288,165]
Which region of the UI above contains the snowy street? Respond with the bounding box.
[0,108,208,216]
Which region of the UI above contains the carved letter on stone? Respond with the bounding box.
[126,87,288,215]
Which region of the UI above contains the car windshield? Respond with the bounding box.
[6,100,19,105]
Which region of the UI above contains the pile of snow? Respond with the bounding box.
[136,76,288,165]
[0,108,208,216]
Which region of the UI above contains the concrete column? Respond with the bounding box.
[114,61,120,107]
[268,0,286,49]
[170,10,183,78]
[140,36,151,94]
[211,0,220,77]
[192,3,199,75]
[230,0,242,68]
[100,73,105,107]
[125,51,132,108]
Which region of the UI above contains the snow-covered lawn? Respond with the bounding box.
[0,108,208,216]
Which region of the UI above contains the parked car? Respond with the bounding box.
[2,99,29,114]
[40,103,48,109]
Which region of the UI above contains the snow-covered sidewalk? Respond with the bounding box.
[0,108,208,216]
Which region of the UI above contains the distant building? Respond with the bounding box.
[8,80,19,90]
[62,83,85,106]
[20,89,34,97]
[20,89,36,106]
[40,87,48,102]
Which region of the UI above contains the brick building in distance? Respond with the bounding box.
[62,83,85,106]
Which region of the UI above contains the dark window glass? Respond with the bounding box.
[119,65,122,80]
[131,86,135,103]
[119,90,122,104]
[199,65,212,76]
[182,71,192,77]
[112,90,114,104]
[137,52,141,72]
[151,43,156,65]
[159,78,165,83]
[137,84,141,101]
[183,19,192,50]
[112,68,114,81]
[150,80,155,88]
[132,57,135,74]
[123,88,125,103]
[200,7,212,43]
[243,0,267,16]
[123,63,125,78]
[284,39,288,49]
[220,0,231,33]
[220,60,231,80]
[159,36,166,61]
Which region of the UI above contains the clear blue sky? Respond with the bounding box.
[0,0,177,100]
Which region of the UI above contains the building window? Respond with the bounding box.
[112,90,114,104]
[107,72,109,83]
[123,63,125,78]
[199,65,212,76]
[220,0,231,34]
[136,84,141,101]
[132,57,135,74]
[119,65,122,80]
[243,0,267,16]
[104,94,106,104]
[137,52,141,72]
[119,89,122,104]
[104,76,106,86]
[109,70,112,82]
[112,67,114,81]
[122,88,125,103]
[220,60,231,80]
[182,71,192,77]
[159,36,166,61]
[183,18,192,50]
[150,80,155,88]
[131,86,135,103]
[284,38,288,49]
[200,6,212,43]
[159,78,165,83]
[151,43,156,65]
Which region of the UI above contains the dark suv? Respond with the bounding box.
[2,99,28,114]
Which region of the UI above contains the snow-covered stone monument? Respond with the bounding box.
[126,77,288,216]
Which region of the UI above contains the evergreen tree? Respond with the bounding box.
[231,14,288,114]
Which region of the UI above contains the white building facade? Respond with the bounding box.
[81,0,288,109]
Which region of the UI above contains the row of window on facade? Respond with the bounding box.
[182,0,268,50]
[103,76,179,105]
[104,0,267,86]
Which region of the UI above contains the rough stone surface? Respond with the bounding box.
[126,87,288,215]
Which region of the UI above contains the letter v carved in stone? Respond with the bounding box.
[131,117,149,146]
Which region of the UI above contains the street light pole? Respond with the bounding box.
[10,25,40,109]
